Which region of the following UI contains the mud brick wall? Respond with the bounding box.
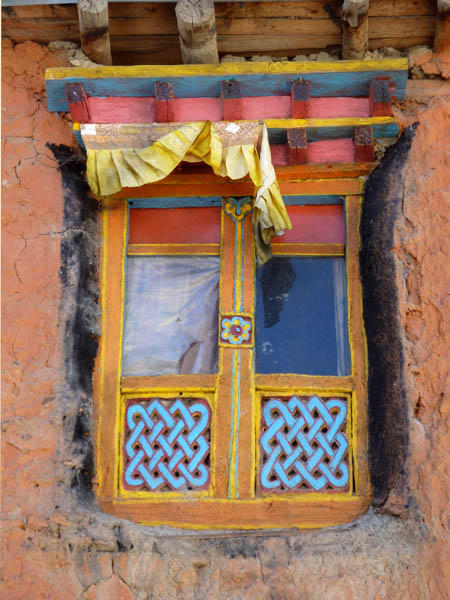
[2,40,449,599]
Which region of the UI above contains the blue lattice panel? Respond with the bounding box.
[258,395,350,494]
[123,397,211,493]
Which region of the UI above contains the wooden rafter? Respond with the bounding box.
[77,0,112,65]
[175,0,219,64]
[341,0,369,59]
[435,0,450,51]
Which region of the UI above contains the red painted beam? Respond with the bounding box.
[287,128,307,164]
[310,96,370,119]
[270,139,354,166]
[86,95,371,124]
[221,79,243,121]
[65,83,90,123]
[307,139,355,164]
[291,80,310,118]
[155,81,175,122]
[354,125,374,162]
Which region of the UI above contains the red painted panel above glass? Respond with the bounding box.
[277,205,345,244]
[128,207,222,244]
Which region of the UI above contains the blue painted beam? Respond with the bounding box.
[46,69,408,113]
[268,122,398,143]
[283,195,344,205]
[128,197,223,208]
[128,196,344,208]
[73,128,84,147]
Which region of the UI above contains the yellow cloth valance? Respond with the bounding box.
[81,120,291,264]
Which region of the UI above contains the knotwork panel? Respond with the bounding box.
[123,397,211,493]
[258,394,350,494]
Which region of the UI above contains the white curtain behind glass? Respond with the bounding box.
[122,256,220,376]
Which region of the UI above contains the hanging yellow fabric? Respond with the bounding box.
[81,120,291,263]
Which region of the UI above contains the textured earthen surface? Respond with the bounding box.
[2,40,449,599]
[408,45,450,80]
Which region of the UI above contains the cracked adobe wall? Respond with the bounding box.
[2,39,449,599]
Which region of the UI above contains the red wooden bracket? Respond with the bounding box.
[221,79,243,121]
[65,83,90,123]
[287,128,308,164]
[155,81,175,122]
[369,79,392,116]
[291,80,310,119]
[354,126,374,162]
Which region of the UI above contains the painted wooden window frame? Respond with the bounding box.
[95,179,370,530]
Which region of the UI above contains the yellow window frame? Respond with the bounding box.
[94,183,370,530]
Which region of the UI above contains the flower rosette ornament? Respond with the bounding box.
[220,315,252,346]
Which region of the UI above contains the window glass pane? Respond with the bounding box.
[255,257,351,375]
[123,256,220,376]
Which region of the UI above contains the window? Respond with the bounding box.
[95,186,369,529]
[45,57,409,530]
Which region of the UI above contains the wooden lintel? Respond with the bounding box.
[45,61,410,115]
[77,0,112,66]
[99,495,371,530]
[406,79,450,101]
[287,128,308,164]
[369,79,392,117]
[175,0,219,64]
[154,81,175,122]
[341,0,369,60]
[65,83,90,123]
[435,0,450,52]
[354,125,374,162]
[221,79,243,121]
[291,80,310,119]
[110,177,363,201]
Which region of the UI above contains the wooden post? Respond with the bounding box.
[77,0,112,65]
[369,79,392,117]
[341,0,369,60]
[155,82,175,122]
[287,128,308,164]
[354,125,374,162]
[221,80,243,121]
[65,83,90,123]
[175,0,219,64]
[291,80,310,119]
[435,0,450,52]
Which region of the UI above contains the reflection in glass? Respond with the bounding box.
[256,257,351,375]
[123,256,220,376]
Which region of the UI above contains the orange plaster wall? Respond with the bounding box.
[392,96,450,597]
[1,40,89,597]
[1,40,449,599]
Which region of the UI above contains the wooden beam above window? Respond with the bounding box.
[77,0,112,65]
[175,0,219,64]
[341,0,369,60]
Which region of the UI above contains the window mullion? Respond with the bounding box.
[214,198,256,500]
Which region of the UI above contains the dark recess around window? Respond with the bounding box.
[359,124,417,511]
